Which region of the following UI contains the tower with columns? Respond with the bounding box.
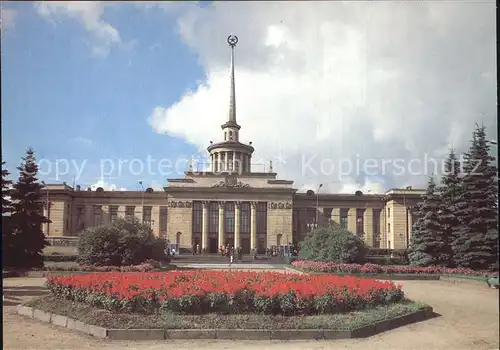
[207,35,255,174]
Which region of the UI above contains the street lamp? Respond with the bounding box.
[307,220,318,231]
[403,185,412,249]
[316,183,323,225]
[41,181,50,235]
[139,181,144,222]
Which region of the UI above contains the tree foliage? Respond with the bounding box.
[437,149,462,267]
[2,160,13,215]
[298,224,368,264]
[2,159,14,267]
[453,124,498,270]
[6,148,49,268]
[408,176,445,266]
[77,217,168,266]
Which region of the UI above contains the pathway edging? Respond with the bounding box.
[17,305,434,340]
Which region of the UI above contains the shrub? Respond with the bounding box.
[77,217,169,266]
[45,270,404,315]
[43,254,78,262]
[291,260,498,277]
[298,225,368,264]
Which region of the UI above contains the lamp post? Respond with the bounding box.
[403,185,412,249]
[316,183,323,225]
[41,181,49,235]
[139,181,144,223]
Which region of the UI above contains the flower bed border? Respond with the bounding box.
[284,266,495,283]
[284,265,441,280]
[17,304,434,340]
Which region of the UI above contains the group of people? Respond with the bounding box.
[219,244,243,264]
[191,243,201,255]
[265,245,299,258]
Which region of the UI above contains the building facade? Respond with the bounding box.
[42,36,424,251]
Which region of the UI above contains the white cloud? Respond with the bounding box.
[73,136,92,147]
[149,2,497,193]
[34,1,122,57]
[1,6,16,33]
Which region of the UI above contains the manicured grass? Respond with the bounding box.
[25,295,428,330]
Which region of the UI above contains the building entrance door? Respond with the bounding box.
[209,238,217,253]
[241,238,250,254]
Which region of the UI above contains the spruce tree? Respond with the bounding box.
[408,176,444,266]
[438,149,462,267]
[2,160,13,215]
[454,124,498,270]
[9,147,49,268]
[2,160,15,266]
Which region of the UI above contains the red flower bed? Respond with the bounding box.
[46,270,404,315]
[291,261,499,277]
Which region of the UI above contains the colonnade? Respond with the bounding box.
[210,151,251,172]
[201,201,257,251]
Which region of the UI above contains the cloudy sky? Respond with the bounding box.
[1,1,496,193]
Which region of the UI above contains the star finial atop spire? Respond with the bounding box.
[227,34,238,123]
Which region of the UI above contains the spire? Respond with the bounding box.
[227,34,238,124]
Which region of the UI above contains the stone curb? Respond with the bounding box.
[17,305,434,340]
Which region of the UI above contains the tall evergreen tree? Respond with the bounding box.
[9,147,49,268]
[438,149,462,267]
[2,160,13,215]
[2,160,15,267]
[408,176,444,266]
[453,124,498,270]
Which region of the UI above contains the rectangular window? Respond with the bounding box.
[208,202,219,234]
[142,206,152,226]
[109,206,118,223]
[387,208,391,218]
[356,208,364,235]
[76,207,85,231]
[160,206,168,232]
[373,209,381,248]
[93,206,102,227]
[240,202,250,233]
[125,206,135,218]
[256,202,267,234]
[340,209,348,230]
[292,208,299,234]
[388,223,391,233]
[192,202,202,234]
[224,202,235,233]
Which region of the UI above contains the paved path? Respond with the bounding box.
[3,277,499,349]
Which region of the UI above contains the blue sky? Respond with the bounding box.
[1,2,496,193]
[2,2,204,190]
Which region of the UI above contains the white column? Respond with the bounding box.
[232,151,237,172]
[250,202,257,250]
[218,202,225,247]
[202,201,209,252]
[234,202,241,248]
[224,151,229,171]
